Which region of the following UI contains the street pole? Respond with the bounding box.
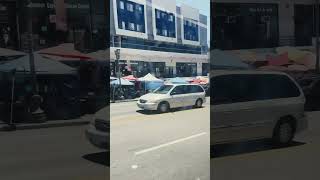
[316,0,320,73]
[115,48,122,101]
[27,0,37,94]
[9,69,16,130]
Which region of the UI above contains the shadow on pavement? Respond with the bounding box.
[136,106,205,115]
[83,151,109,166]
[211,140,306,159]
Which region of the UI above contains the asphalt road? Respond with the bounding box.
[211,111,320,180]
[110,98,210,180]
[0,124,108,180]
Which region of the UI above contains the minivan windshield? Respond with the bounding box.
[153,85,174,94]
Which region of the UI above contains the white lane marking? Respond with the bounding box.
[131,165,139,169]
[134,132,207,156]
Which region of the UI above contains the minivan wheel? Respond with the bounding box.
[195,99,203,108]
[272,120,295,146]
[157,102,169,113]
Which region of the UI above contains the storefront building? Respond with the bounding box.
[212,0,319,50]
[0,0,107,52]
[110,0,209,78]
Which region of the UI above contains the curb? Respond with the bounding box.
[110,99,138,103]
[0,118,90,131]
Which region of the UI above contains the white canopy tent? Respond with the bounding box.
[138,73,163,82]
[110,78,134,86]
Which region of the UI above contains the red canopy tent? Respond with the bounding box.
[123,75,137,81]
[190,78,208,85]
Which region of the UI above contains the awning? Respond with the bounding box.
[0,53,76,75]
[37,43,92,61]
[0,48,26,57]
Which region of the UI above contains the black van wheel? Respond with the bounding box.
[195,99,203,108]
[272,119,295,146]
[157,102,169,113]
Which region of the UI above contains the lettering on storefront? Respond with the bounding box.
[27,3,89,9]
[249,8,273,13]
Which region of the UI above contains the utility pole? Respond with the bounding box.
[316,0,320,72]
[115,48,122,87]
[27,0,37,93]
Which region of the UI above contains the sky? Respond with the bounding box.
[176,0,210,45]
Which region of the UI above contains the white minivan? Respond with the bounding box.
[137,84,206,113]
[211,70,308,146]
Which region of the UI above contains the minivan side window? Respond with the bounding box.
[252,75,301,100]
[211,75,253,105]
[171,85,185,95]
[211,74,300,105]
[188,85,204,93]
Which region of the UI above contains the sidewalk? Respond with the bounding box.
[0,114,92,131]
[110,98,139,103]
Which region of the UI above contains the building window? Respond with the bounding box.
[169,15,173,22]
[136,5,142,13]
[120,1,125,10]
[129,23,135,30]
[163,29,168,36]
[121,21,126,29]
[127,3,134,12]
[137,24,143,32]
[184,18,199,42]
[155,9,176,38]
[117,0,145,33]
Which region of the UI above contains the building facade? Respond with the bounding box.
[212,0,319,50]
[110,0,209,78]
[0,0,108,52]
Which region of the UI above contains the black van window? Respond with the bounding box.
[211,74,300,105]
[188,85,204,93]
[211,75,253,104]
[197,85,204,92]
[253,75,300,100]
[171,85,185,95]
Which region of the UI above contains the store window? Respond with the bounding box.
[129,61,144,77]
[152,62,165,78]
[176,63,197,77]
[202,63,209,76]
[155,9,176,38]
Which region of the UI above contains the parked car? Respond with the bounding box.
[137,84,206,113]
[211,70,307,146]
[85,106,109,150]
[297,76,320,111]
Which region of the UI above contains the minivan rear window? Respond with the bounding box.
[211,74,301,104]
[188,85,204,93]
